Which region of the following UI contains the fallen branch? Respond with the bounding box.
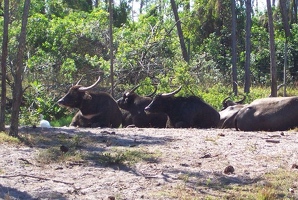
[0,174,74,185]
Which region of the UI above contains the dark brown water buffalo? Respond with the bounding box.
[235,96,298,131]
[144,86,220,128]
[117,85,168,128]
[218,95,246,128]
[57,76,122,128]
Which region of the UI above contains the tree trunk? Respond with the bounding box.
[267,0,277,97]
[9,0,30,137]
[279,0,291,38]
[279,0,291,96]
[244,0,252,94]
[293,0,297,23]
[231,0,238,95]
[170,0,189,63]
[109,0,114,97]
[0,0,9,131]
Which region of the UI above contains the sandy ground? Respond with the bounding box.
[1,127,298,199]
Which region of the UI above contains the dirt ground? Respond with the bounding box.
[1,126,298,200]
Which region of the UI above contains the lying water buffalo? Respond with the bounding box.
[218,95,246,128]
[219,104,245,128]
[117,85,168,128]
[58,76,122,128]
[235,96,298,131]
[221,95,246,110]
[144,86,220,128]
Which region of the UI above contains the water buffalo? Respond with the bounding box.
[219,104,245,128]
[235,96,298,131]
[218,95,246,128]
[57,76,122,128]
[117,85,168,128]
[221,95,246,110]
[144,86,220,128]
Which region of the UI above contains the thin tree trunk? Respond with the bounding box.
[279,0,291,97]
[0,0,9,131]
[293,0,297,23]
[279,0,291,38]
[9,0,30,137]
[244,0,252,94]
[267,0,277,97]
[170,0,189,63]
[140,0,144,14]
[231,0,238,95]
[109,0,114,97]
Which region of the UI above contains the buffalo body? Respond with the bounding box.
[235,97,298,131]
[145,89,220,128]
[58,77,122,128]
[117,86,167,128]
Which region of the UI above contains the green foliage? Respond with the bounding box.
[50,116,73,127]
[113,0,131,27]
[0,132,21,144]
[19,81,67,127]
[3,0,298,127]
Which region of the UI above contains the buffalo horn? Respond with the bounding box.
[161,86,182,97]
[129,84,141,93]
[222,96,231,106]
[78,76,101,91]
[75,76,84,86]
[235,94,246,104]
[145,85,157,97]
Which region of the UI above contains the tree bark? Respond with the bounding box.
[267,0,277,97]
[109,0,114,97]
[244,0,252,94]
[9,0,30,137]
[170,0,189,63]
[0,0,9,131]
[279,0,291,96]
[279,0,291,38]
[231,0,238,95]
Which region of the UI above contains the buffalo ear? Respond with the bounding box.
[83,92,92,100]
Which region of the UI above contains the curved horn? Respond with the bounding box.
[78,76,101,91]
[145,85,157,97]
[235,94,246,104]
[222,96,231,106]
[75,76,84,86]
[161,86,182,97]
[129,84,141,93]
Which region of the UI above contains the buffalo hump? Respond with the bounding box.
[145,95,220,128]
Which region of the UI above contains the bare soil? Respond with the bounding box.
[1,127,298,200]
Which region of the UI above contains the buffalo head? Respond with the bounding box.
[58,76,101,108]
[117,84,157,110]
[221,94,246,111]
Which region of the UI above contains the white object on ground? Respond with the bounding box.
[39,114,51,128]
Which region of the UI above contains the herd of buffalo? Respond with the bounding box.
[57,76,298,132]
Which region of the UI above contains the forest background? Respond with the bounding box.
[0,0,298,136]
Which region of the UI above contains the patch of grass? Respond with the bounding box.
[51,116,73,127]
[19,132,86,148]
[88,148,161,166]
[256,187,277,200]
[0,132,21,144]
[36,146,84,164]
[156,168,298,200]
[155,183,201,200]
[20,133,86,164]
